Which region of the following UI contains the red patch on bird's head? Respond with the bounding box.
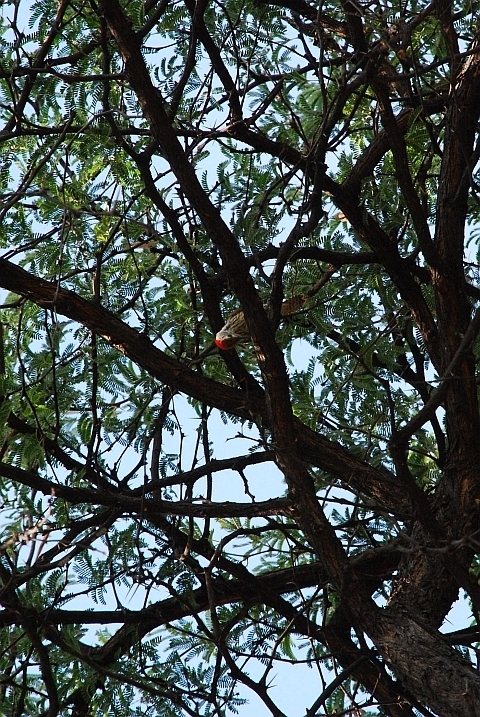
[215,338,230,350]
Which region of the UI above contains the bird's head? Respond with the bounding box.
[214,334,238,350]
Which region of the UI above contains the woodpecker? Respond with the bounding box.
[214,294,306,350]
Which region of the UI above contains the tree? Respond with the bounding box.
[1,0,480,714]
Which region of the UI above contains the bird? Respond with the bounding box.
[214,294,307,350]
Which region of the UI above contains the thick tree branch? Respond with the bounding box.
[0,258,411,514]
[0,462,291,518]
